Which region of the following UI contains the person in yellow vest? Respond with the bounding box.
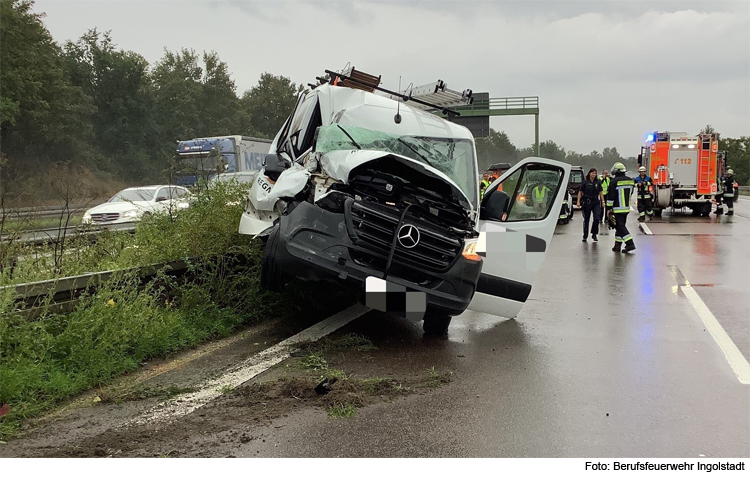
[532,181,550,215]
[479,172,490,200]
[599,169,612,229]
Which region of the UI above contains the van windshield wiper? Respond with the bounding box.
[395,137,430,165]
[337,125,361,149]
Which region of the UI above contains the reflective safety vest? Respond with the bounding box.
[600,176,611,196]
[606,175,634,214]
[634,175,653,199]
[480,179,490,199]
[533,185,549,203]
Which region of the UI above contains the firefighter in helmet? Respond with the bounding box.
[634,166,654,222]
[606,162,636,253]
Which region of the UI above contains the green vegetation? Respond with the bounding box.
[0,181,282,439]
[426,366,453,388]
[326,403,357,419]
[0,0,302,205]
[719,136,750,186]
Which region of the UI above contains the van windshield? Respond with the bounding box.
[316,124,477,207]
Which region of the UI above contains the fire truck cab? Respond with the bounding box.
[638,130,721,217]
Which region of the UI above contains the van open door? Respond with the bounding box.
[469,157,571,318]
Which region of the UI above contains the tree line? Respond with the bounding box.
[1,0,747,205]
[0,0,301,201]
[475,130,638,176]
[476,129,749,185]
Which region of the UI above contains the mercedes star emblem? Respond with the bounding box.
[397,224,420,249]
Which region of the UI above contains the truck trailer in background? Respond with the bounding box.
[638,130,723,217]
[174,136,272,186]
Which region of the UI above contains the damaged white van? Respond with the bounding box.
[240,68,570,335]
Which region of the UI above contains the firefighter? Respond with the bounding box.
[577,168,603,242]
[634,166,654,222]
[723,169,736,216]
[479,172,490,200]
[606,162,636,253]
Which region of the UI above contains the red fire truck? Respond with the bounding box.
[638,131,723,216]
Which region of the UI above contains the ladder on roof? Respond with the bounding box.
[393,80,473,110]
[321,67,473,116]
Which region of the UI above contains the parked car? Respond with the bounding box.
[82,185,191,224]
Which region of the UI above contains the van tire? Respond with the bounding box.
[260,224,286,292]
[423,312,451,336]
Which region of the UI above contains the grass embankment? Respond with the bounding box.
[1,215,84,234]
[0,181,281,439]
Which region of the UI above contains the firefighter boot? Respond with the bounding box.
[727,210,734,216]
[612,242,622,253]
[622,240,636,253]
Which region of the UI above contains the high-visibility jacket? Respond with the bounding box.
[723,175,735,196]
[600,176,611,196]
[606,175,634,214]
[533,185,549,204]
[634,174,653,199]
[480,179,490,199]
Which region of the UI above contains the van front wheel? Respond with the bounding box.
[423,312,451,336]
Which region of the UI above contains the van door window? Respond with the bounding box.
[287,93,321,159]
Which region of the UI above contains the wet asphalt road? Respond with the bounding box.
[243,198,750,457]
[3,200,748,458]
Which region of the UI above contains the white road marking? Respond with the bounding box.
[127,303,371,427]
[681,285,750,385]
[639,222,653,235]
[630,205,637,212]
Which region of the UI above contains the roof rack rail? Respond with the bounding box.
[322,68,466,117]
[394,80,473,110]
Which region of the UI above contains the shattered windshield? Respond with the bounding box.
[316,124,478,207]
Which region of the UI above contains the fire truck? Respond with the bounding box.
[638,130,723,217]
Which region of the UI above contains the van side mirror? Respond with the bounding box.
[264,153,291,182]
[156,196,168,202]
[480,190,509,221]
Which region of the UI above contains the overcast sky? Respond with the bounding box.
[34,0,750,156]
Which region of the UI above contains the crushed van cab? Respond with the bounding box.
[240,68,570,335]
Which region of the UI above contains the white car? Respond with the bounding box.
[82,185,191,224]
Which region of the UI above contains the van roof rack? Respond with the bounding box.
[322,68,468,117]
[394,80,473,110]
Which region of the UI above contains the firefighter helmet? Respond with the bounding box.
[612,162,627,174]
[638,166,647,172]
[727,169,734,175]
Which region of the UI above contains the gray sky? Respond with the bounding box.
[34,0,750,156]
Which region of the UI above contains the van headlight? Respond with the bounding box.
[462,238,481,261]
[123,209,138,219]
[82,212,92,224]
